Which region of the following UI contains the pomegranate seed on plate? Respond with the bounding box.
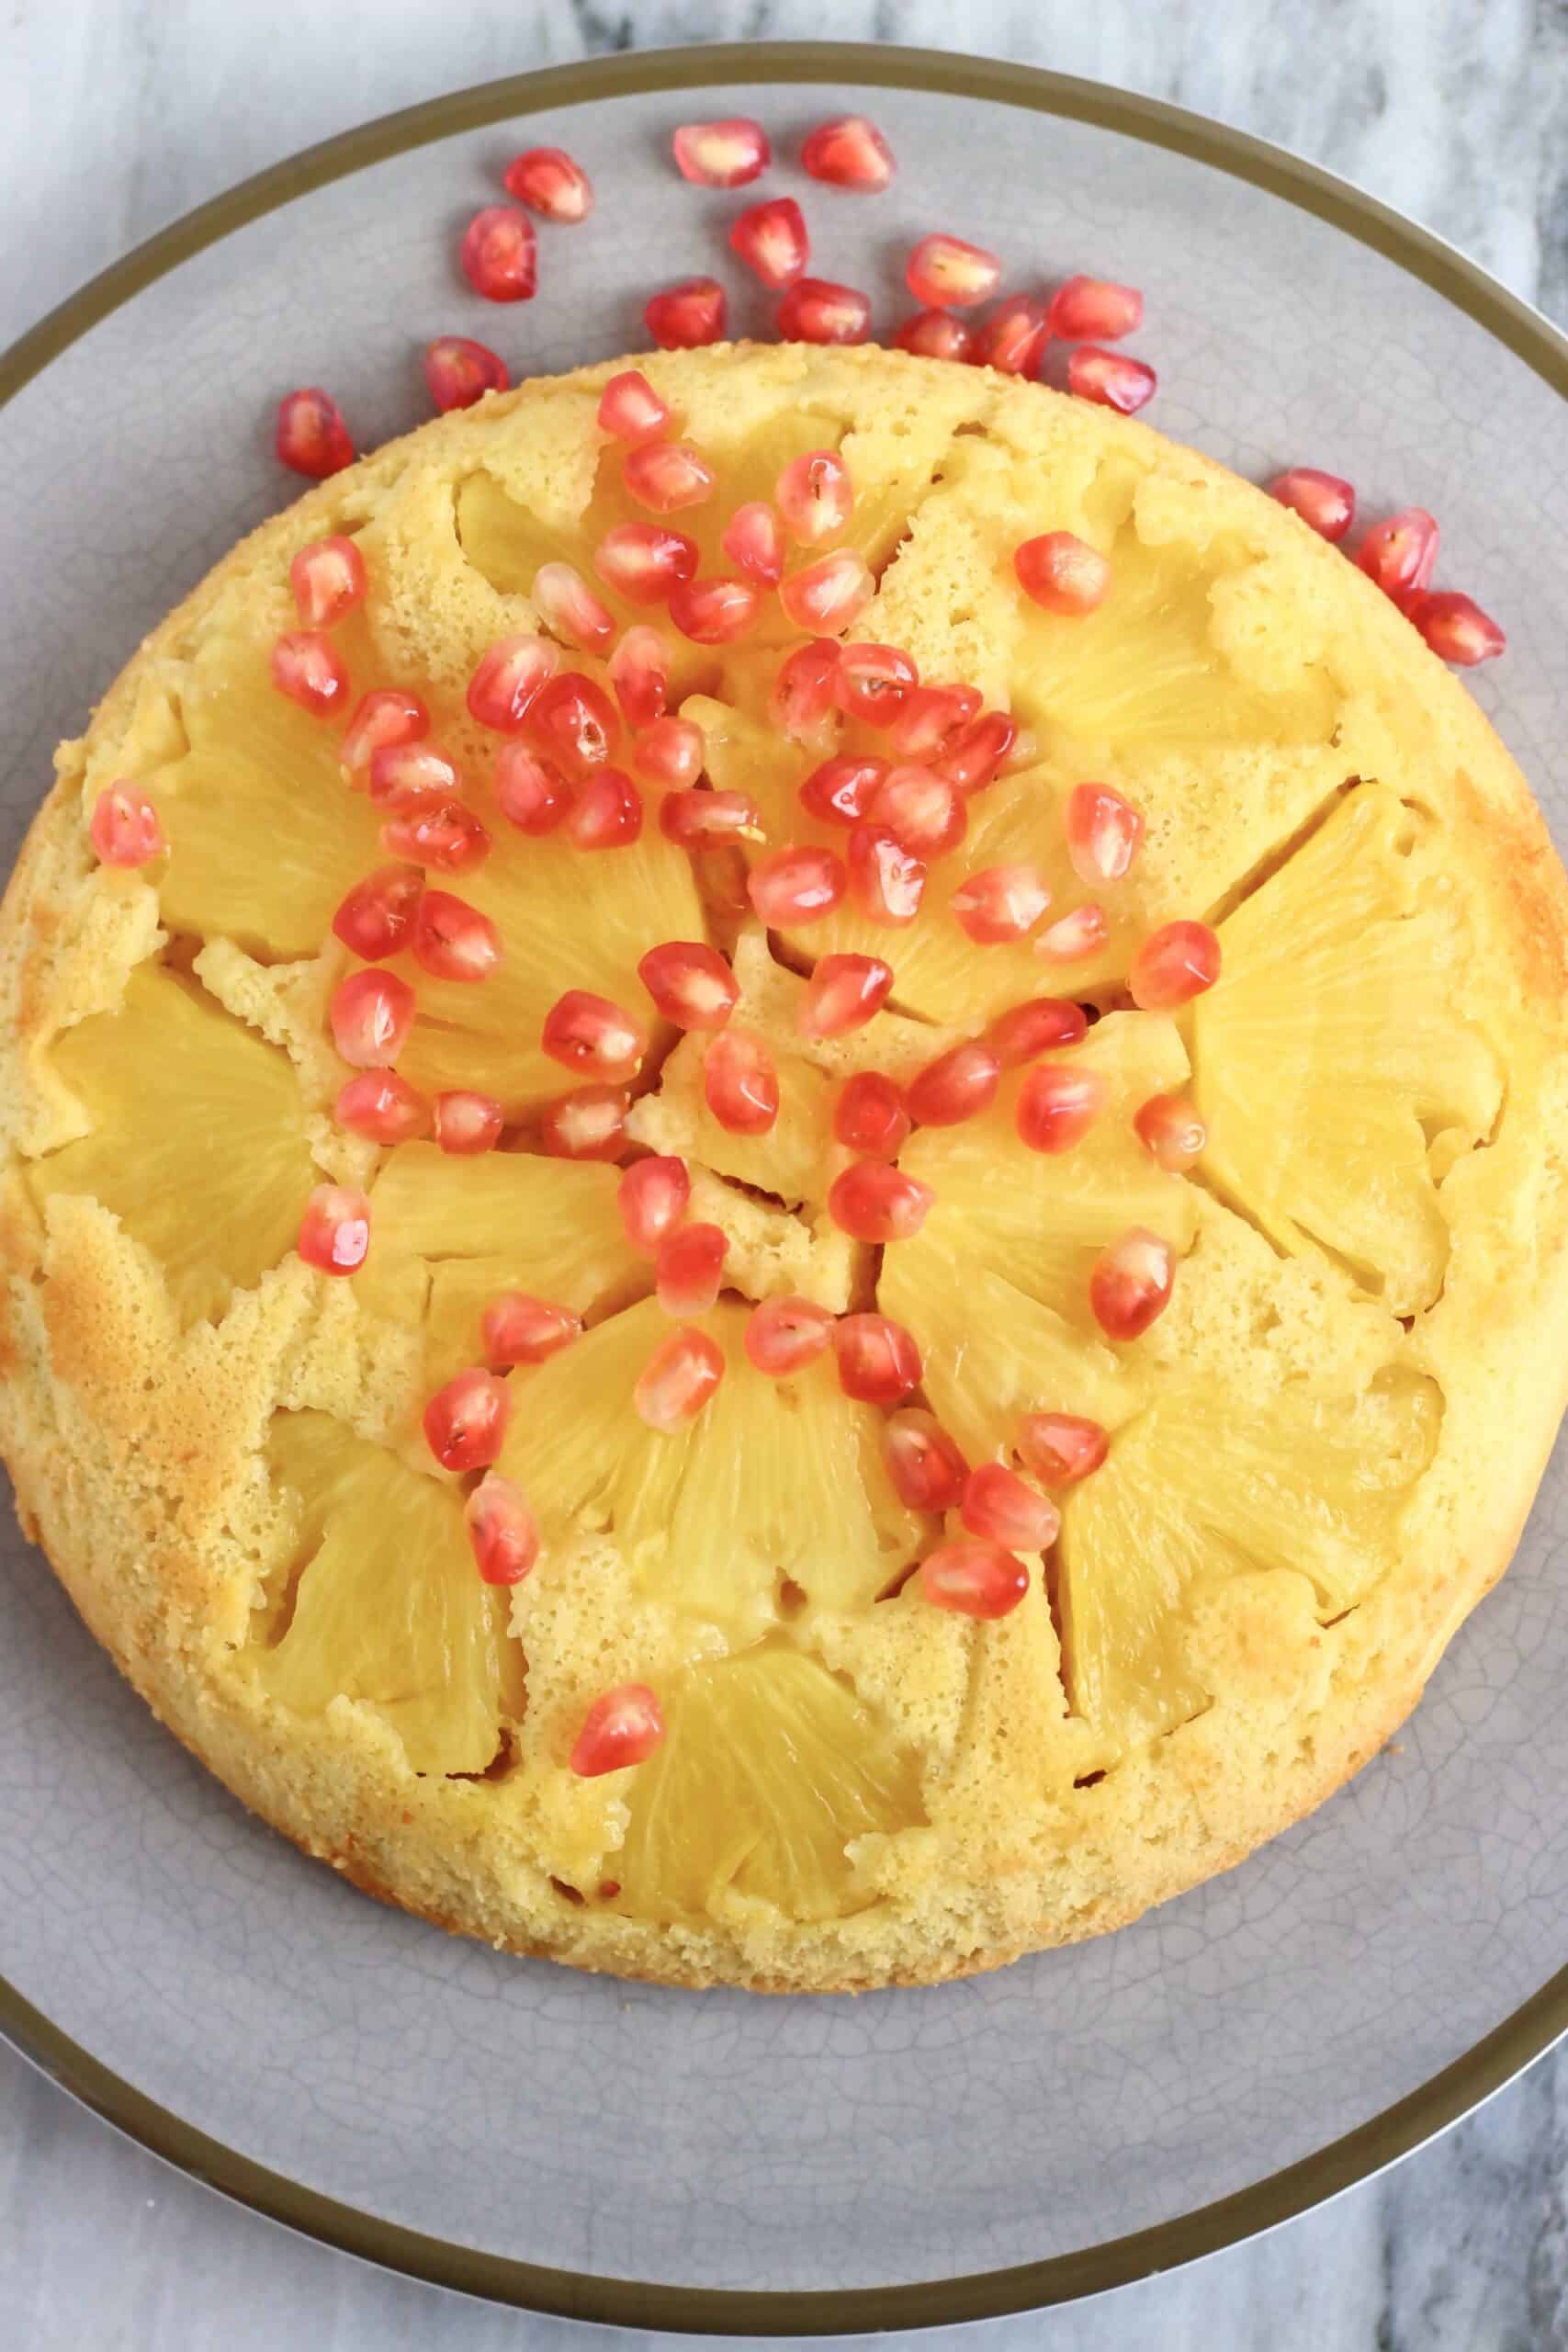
[503,145,593,221]
[1268,466,1356,543]
[919,1538,1029,1619]
[1129,920,1221,1008]
[745,1295,836,1374]
[542,989,647,1081]
[798,952,894,1039]
[434,1090,504,1155]
[748,843,846,925]
[632,717,704,789]
[1047,276,1144,341]
[704,1029,779,1135]
[329,969,416,1069]
[771,638,842,738]
[833,1314,921,1404]
[1016,1062,1110,1152]
[1015,532,1111,614]
[598,369,671,443]
[624,439,716,513]
[1410,590,1506,665]
[972,296,1049,376]
[777,277,872,345]
[482,1293,583,1364]
[332,864,423,959]
[828,1160,934,1242]
[800,115,895,190]
[528,673,619,776]
[835,642,917,725]
[423,335,510,412]
[988,996,1088,1064]
[1356,507,1439,605]
[270,630,348,717]
[672,117,770,186]
[593,521,700,605]
[424,1367,510,1472]
[847,823,926,925]
[334,1070,429,1146]
[618,1154,691,1254]
[638,940,739,1030]
[1134,1091,1207,1171]
[1017,1411,1110,1487]
[883,1410,968,1513]
[1068,345,1156,413]
[660,788,761,848]
[290,536,366,628]
[1065,782,1144,885]
[1090,1227,1176,1340]
[962,1463,1059,1551]
[833,1071,910,1157]
[533,561,615,653]
[779,548,874,633]
[459,205,537,301]
[539,1084,630,1160]
[907,1039,1001,1126]
[298,1184,371,1275]
[367,741,462,812]
[890,683,981,762]
[468,631,559,733]
[722,502,786,586]
[276,387,354,478]
[953,864,1049,944]
[645,277,728,348]
[668,576,762,645]
[870,766,966,857]
[494,743,570,835]
[381,797,491,874]
[610,626,674,728]
[1034,901,1108,964]
[656,1222,728,1316]
[570,1684,666,1775]
[935,711,1016,792]
[89,783,163,868]
[905,232,1001,310]
[412,889,502,982]
[800,752,887,826]
[635,1324,726,1430]
[775,450,854,546]
[729,196,809,288]
[340,688,429,782]
[465,1474,540,1587]
[892,309,976,362]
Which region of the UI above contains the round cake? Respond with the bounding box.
[2,342,1565,1993]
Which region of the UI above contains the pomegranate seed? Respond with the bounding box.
[1034,901,1109,964]
[703,1030,778,1136]
[623,439,716,514]
[953,864,1050,944]
[630,716,703,789]
[1016,1062,1110,1152]
[777,277,872,345]
[1090,1227,1175,1340]
[728,195,809,294]
[721,502,786,587]
[542,989,647,1082]
[1129,920,1222,1009]
[775,450,854,547]
[424,1367,510,1472]
[644,277,728,348]
[672,116,770,186]
[465,1474,539,1587]
[593,521,700,605]
[1017,1412,1109,1488]
[656,1222,728,1316]
[890,684,982,763]
[1268,466,1356,543]
[770,638,842,739]
[1048,276,1144,341]
[412,889,502,983]
[833,1071,910,1158]
[835,643,918,727]
[1015,532,1111,615]
[334,1070,429,1145]
[800,115,895,191]
[908,1039,1001,1126]
[533,562,615,653]
[459,205,536,301]
[905,232,1001,310]
[434,1090,504,1155]
[635,944,737,1036]
[962,1463,1059,1551]
[847,824,926,925]
[972,296,1049,376]
[340,688,429,782]
[381,797,491,874]
[748,843,846,925]
[919,1538,1029,1619]
[884,1410,968,1512]
[1134,1091,1207,1171]
[1065,782,1144,886]
[329,969,416,1069]
[423,335,510,412]
[800,752,887,826]
[331,865,423,960]
[467,632,559,734]
[276,387,354,478]
[494,744,570,835]
[828,1160,934,1243]
[1356,507,1438,605]
[528,673,619,777]
[569,768,644,850]
[988,996,1089,1065]
[892,308,976,362]
[798,952,894,1040]
[89,783,163,868]
[744,1295,836,1374]
[668,576,762,646]
[503,144,593,222]
[482,1293,582,1364]
[934,711,1016,793]
[298,1184,371,1275]
[634,1324,726,1430]
[1068,346,1156,413]
[570,1684,666,1775]
[270,630,348,717]
[367,741,462,813]
[609,626,673,728]
[290,536,366,628]
[539,1085,629,1161]
[659,787,761,848]
[833,1314,921,1405]
[870,766,966,857]
[618,1154,691,1254]
[781,549,875,635]
[598,369,670,444]
[1410,590,1506,666]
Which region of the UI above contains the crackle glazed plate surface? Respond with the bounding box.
[2,41,1567,2333]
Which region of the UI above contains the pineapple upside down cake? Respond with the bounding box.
[2,341,1565,1993]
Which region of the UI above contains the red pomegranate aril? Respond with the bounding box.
[89,783,163,868]
[847,823,926,925]
[988,995,1089,1065]
[645,277,728,349]
[777,278,872,345]
[744,1295,836,1374]
[919,1538,1029,1619]
[494,743,570,835]
[276,387,354,478]
[503,144,593,221]
[953,863,1050,944]
[1134,1091,1207,1171]
[1017,1411,1110,1488]
[703,1030,779,1136]
[412,889,502,982]
[835,642,918,726]
[798,952,894,1039]
[883,1410,967,1513]
[331,864,423,960]
[367,740,462,813]
[1034,901,1109,965]
[1090,1227,1176,1340]
[775,450,854,548]
[270,630,348,717]
[935,711,1016,794]
[423,335,510,412]
[634,1324,726,1431]
[1268,466,1356,543]
[729,195,809,288]
[459,205,536,300]
[870,766,967,858]
[1068,345,1156,414]
[892,308,975,362]
[623,439,716,514]
[329,968,416,1069]
[424,1367,510,1473]
[634,717,705,789]
[340,687,429,782]
[434,1090,504,1156]
[906,232,1001,310]
[781,548,874,635]
[528,673,619,777]
[640,942,739,1034]
[833,1314,921,1405]
[770,638,841,739]
[593,522,700,605]
[801,114,895,190]
[465,1475,540,1588]
[381,797,491,874]
[748,843,846,925]
[1016,1062,1110,1152]
[598,369,671,444]
[1129,920,1222,1009]
[828,1160,934,1243]
[298,1184,371,1275]
[618,1154,691,1254]
[467,631,559,733]
[973,296,1049,376]
[1015,531,1111,614]
[539,1084,630,1161]
[833,1071,910,1158]
[890,684,982,763]
[570,1683,666,1775]
[908,1039,1001,1127]
[962,1462,1059,1551]
[668,576,762,646]
[656,1222,728,1316]
[542,989,647,1082]
[800,752,887,826]
[1410,590,1506,666]
[1356,507,1438,605]
[334,1070,429,1146]
[721,502,786,587]
[672,116,770,186]
[659,787,761,849]
[482,1292,583,1365]
[1065,782,1144,886]
[609,626,673,729]
[290,536,367,628]
[1048,275,1144,341]
[533,561,615,653]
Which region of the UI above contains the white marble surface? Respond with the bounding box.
[3,2,1567,2346]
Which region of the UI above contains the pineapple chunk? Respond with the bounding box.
[615,1645,924,1923]
[257,1410,524,1774]
[28,963,316,1322]
[627,1025,838,1204]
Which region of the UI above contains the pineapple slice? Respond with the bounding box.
[28,963,316,1322]
[1193,786,1504,1314]
[256,1410,523,1773]
[615,1645,924,1923]
[499,1295,925,1641]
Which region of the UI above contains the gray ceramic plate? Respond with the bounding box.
[3,42,1567,2334]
